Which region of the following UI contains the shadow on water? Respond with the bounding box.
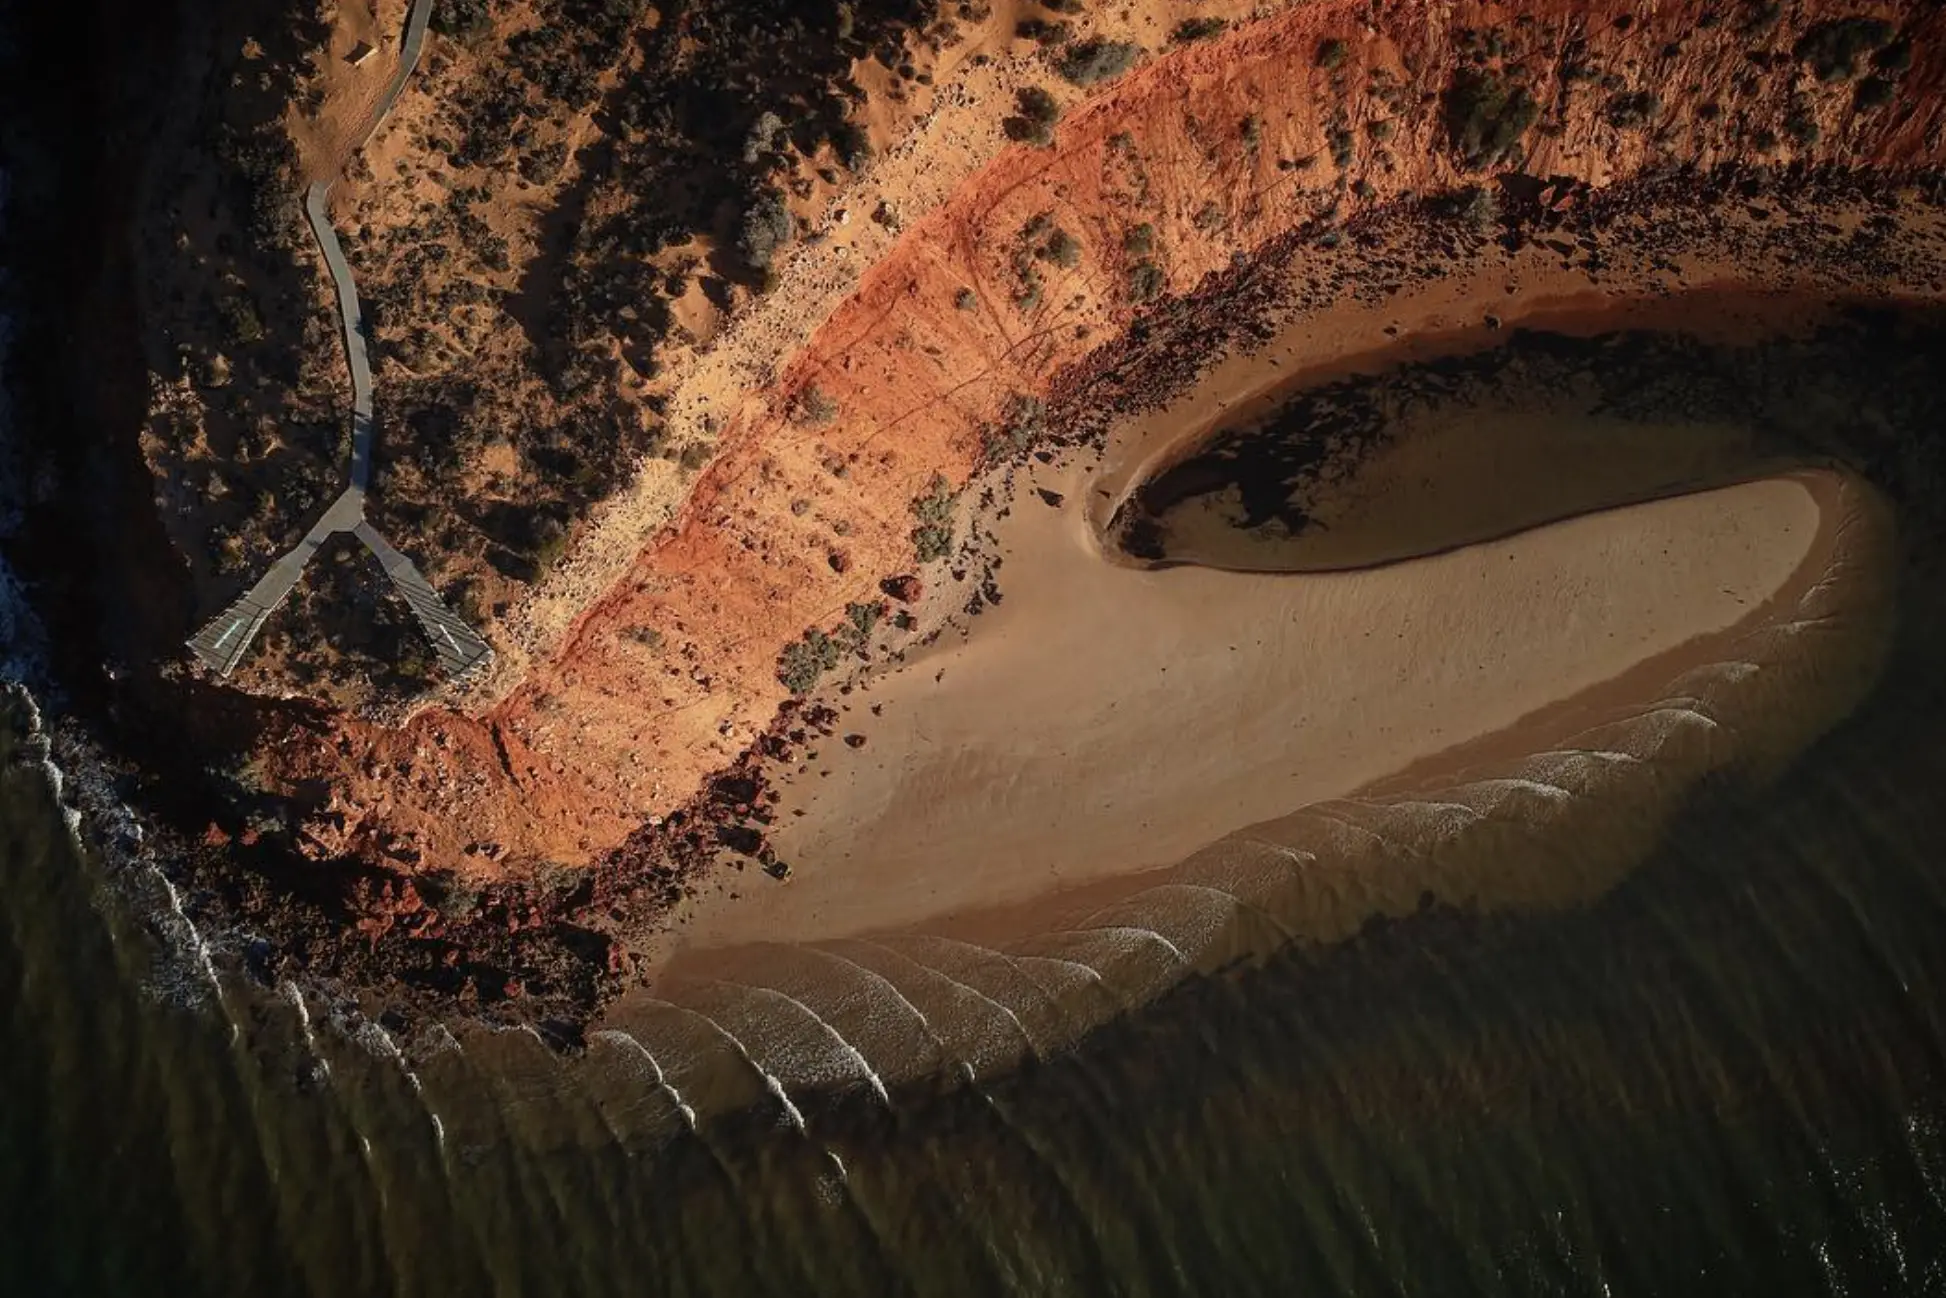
[1106,296,1946,574]
[6,303,1946,1294]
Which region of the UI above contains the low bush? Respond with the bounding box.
[431,0,492,42]
[1442,68,1538,170]
[794,384,839,425]
[1055,38,1141,86]
[778,628,842,692]
[1172,17,1227,44]
[1003,85,1062,146]
[1793,18,1895,83]
[739,187,794,272]
[910,474,958,562]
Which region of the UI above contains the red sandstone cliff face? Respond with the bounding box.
[261,0,1946,879]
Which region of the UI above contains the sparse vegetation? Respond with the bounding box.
[1172,17,1228,44]
[431,0,492,43]
[1784,97,1822,146]
[1128,261,1165,303]
[1123,222,1155,255]
[983,393,1047,461]
[739,187,794,273]
[1316,38,1349,70]
[1793,17,1896,83]
[954,286,977,310]
[1443,67,1539,170]
[1003,85,1063,146]
[793,384,839,425]
[777,628,843,693]
[1605,90,1661,130]
[1054,37,1142,86]
[1039,228,1082,267]
[1855,76,1895,110]
[910,474,958,563]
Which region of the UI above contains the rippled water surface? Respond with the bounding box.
[8,667,1946,1296]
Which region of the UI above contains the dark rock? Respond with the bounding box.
[881,573,924,603]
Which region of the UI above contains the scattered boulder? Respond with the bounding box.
[881,573,923,603]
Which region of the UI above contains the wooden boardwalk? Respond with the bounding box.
[186,0,489,682]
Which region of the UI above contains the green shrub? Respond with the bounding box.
[1604,90,1660,130]
[1055,38,1142,86]
[431,0,492,42]
[1122,222,1155,255]
[1442,67,1538,170]
[1784,99,1822,146]
[1172,17,1228,44]
[778,628,842,692]
[1793,18,1895,83]
[1873,39,1913,75]
[910,474,958,562]
[794,384,839,425]
[1328,123,1355,169]
[840,601,883,650]
[1003,85,1062,146]
[1315,38,1349,70]
[739,187,793,271]
[987,393,1046,458]
[1128,260,1164,303]
[1039,229,1082,267]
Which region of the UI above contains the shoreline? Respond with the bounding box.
[631,464,1893,1086]
[651,462,1880,964]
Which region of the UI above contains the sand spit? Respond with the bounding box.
[633,465,1892,1093]
[666,467,1869,949]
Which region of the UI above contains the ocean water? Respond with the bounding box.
[5,619,1946,1296]
[4,314,1946,1294]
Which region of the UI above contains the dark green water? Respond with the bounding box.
[7,318,1946,1295]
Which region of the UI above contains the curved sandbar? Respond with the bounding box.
[658,464,1877,965]
[609,449,1893,1107]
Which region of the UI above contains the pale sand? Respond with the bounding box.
[657,464,1835,959]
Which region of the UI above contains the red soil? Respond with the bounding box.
[260,0,1946,882]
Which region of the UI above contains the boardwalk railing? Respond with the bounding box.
[187,0,488,682]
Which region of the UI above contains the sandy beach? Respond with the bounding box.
[655,449,1875,972]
